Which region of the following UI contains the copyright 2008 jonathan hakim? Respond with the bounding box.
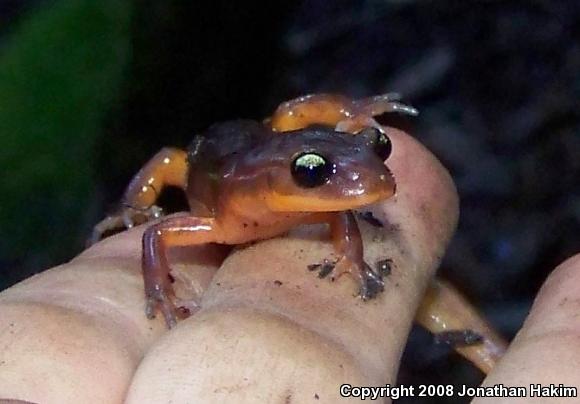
[339,383,578,400]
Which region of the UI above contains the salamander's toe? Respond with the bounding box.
[88,214,125,246]
[359,262,385,300]
[145,287,178,328]
[307,256,386,300]
[307,259,337,280]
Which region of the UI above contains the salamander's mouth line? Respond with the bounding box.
[266,186,395,212]
[267,164,396,212]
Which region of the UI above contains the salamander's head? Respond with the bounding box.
[264,126,396,212]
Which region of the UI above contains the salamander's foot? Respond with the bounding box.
[357,262,385,300]
[145,282,183,329]
[335,93,418,134]
[307,256,385,299]
[354,93,419,117]
[89,204,164,245]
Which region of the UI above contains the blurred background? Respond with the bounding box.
[1,1,579,401]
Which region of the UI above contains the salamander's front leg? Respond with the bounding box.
[270,93,418,133]
[142,215,223,328]
[309,211,385,299]
[90,147,188,244]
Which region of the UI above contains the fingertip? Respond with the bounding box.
[514,253,580,338]
[370,127,459,270]
[478,253,580,400]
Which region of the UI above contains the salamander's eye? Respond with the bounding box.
[360,127,392,161]
[375,131,392,161]
[291,152,333,188]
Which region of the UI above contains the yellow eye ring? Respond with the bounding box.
[291,152,333,188]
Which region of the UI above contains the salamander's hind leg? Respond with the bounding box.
[90,147,188,245]
[309,211,385,299]
[269,92,418,134]
[269,93,352,132]
[142,215,224,328]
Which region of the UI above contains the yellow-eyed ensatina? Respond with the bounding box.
[92,108,406,327]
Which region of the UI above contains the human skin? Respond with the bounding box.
[0,127,576,403]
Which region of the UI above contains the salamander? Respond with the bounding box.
[92,119,399,327]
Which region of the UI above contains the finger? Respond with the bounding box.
[0,220,224,404]
[126,127,459,403]
[474,254,580,403]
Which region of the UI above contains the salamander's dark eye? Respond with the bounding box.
[360,127,392,161]
[375,131,392,161]
[291,152,333,188]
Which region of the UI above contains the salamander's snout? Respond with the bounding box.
[333,155,396,207]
